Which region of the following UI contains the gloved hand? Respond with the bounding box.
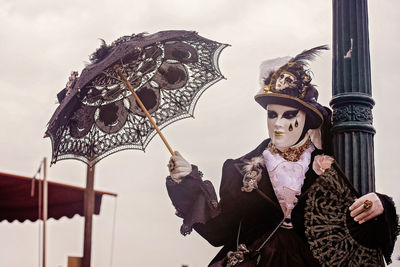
[168,151,192,183]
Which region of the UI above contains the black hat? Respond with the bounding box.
[255,45,328,129]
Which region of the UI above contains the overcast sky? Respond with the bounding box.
[0,0,399,266]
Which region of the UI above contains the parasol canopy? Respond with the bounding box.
[0,171,116,222]
[46,30,228,167]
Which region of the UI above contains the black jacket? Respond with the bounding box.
[166,139,399,266]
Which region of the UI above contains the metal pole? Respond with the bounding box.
[331,0,375,195]
[83,166,95,267]
[43,157,48,267]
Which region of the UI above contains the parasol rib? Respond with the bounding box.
[114,65,175,156]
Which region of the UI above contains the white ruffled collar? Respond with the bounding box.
[262,144,315,219]
[263,144,315,173]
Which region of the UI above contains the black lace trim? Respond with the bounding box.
[377,194,400,265]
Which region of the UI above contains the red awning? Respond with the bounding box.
[0,172,117,223]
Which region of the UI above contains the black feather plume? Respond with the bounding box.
[89,38,112,63]
[291,45,329,66]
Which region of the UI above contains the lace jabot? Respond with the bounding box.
[262,144,315,221]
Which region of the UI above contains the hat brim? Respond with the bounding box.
[255,92,323,129]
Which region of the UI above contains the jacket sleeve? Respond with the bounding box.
[374,193,400,265]
[166,164,220,236]
[166,159,247,247]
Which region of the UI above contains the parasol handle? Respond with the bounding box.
[114,65,175,156]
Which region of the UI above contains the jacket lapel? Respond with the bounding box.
[297,149,323,202]
[233,139,282,212]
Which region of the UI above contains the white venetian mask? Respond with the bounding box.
[275,71,296,91]
[267,104,306,151]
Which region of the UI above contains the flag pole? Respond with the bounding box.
[83,165,95,267]
[42,157,48,267]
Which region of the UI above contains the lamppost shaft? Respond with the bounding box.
[331,0,375,195]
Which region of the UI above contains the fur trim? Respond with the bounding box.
[89,39,112,63]
[242,156,265,172]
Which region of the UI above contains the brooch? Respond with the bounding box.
[241,169,261,192]
[241,156,264,192]
[226,244,250,267]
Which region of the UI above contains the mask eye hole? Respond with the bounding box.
[285,77,293,83]
[267,110,278,119]
[282,110,299,119]
[280,74,284,79]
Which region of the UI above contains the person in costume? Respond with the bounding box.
[165,46,399,266]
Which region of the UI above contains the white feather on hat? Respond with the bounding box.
[258,56,291,90]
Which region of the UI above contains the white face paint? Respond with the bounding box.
[267,104,306,151]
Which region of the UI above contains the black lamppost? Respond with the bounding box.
[331,0,375,195]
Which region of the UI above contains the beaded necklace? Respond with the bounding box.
[267,139,311,162]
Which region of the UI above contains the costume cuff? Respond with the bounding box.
[166,165,219,235]
[375,193,399,265]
